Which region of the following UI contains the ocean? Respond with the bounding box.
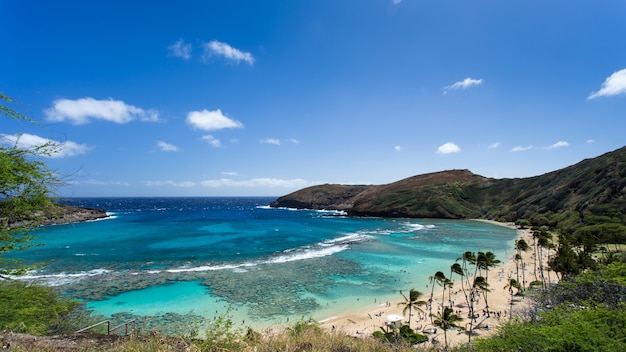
[12,197,519,333]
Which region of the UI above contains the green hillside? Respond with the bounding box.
[271,146,626,239]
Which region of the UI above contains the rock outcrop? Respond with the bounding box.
[41,205,109,226]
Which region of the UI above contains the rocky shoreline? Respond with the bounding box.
[6,204,109,229]
[41,205,110,226]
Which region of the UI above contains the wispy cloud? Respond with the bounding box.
[443,78,484,94]
[221,171,239,176]
[144,180,196,187]
[202,40,254,65]
[157,140,180,152]
[544,141,569,149]
[45,97,159,125]
[200,178,309,188]
[394,145,402,152]
[144,177,308,190]
[202,135,222,147]
[488,142,500,149]
[261,138,281,145]
[69,179,130,187]
[167,39,192,60]
[512,145,533,152]
[436,142,461,154]
[1,133,89,158]
[588,68,626,99]
[186,109,244,131]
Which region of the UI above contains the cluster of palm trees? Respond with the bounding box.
[395,250,504,348]
[390,225,566,349]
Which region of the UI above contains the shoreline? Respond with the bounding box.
[317,220,547,348]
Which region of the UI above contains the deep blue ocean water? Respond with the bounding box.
[13,197,519,332]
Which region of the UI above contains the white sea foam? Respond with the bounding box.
[261,205,347,216]
[15,268,110,286]
[166,234,358,273]
[403,222,435,231]
[323,233,371,245]
[166,262,256,273]
[405,223,425,231]
[267,245,348,264]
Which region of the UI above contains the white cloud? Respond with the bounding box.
[200,178,309,188]
[488,142,500,149]
[186,109,244,131]
[168,39,192,60]
[287,138,300,144]
[71,179,130,186]
[393,0,402,4]
[587,139,595,144]
[512,145,533,152]
[443,78,484,94]
[202,135,222,147]
[588,68,626,99]
[1,133,89,158]
[144,180,196,187]
[221,171,239,176]
[157,140,180,152]
[261,138,281,145]
[544,141,569,149]
[202,40,254,65]
[45,97,159,125]
[394,145,402,151]
[436,142,461,154]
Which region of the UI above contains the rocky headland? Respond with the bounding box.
[271,146,626,228]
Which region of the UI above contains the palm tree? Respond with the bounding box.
[432,307,464,350]
[433,271,448,310]
[397,289,426,329]
[513,252,522,288]
[458,251,475,310]
[476,252,500,312]
[429,271,446,323]
[515,239,530,290]
[473,276,490,306]
[467,275,490,343]
[536,232,552,291]
[504,278,521,318]
[450,262,463,307]
[531,228,540,282]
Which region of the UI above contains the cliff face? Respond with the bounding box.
[271,147,626,226]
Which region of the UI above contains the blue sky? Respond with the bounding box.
[1,1,625,197]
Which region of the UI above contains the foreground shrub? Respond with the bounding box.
[467,305,626,352]
[0,280,89,335]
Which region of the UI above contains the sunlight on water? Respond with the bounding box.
[12,197,519,332]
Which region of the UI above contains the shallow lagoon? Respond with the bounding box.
[13,197,518,332]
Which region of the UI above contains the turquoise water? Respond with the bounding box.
[13,197,519,332]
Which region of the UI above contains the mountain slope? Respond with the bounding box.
[271,146,626,229]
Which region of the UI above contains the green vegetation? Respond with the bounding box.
[0,280,93,335]
[1,94,95,336]
[1,93,57,277]
[465,262,626,352]
[1,94,625,350]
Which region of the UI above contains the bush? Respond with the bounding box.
[0,280,87,335]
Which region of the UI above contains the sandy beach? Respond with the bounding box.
[318,221,551,348]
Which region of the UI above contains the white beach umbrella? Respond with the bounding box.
[386,314,405,323]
